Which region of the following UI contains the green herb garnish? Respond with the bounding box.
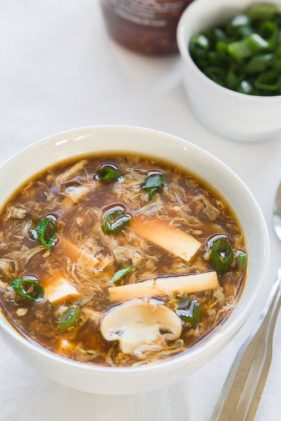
[58,306,80,330]
[10,278,44,302]
[236,250,248,270]
[248,3,278,20]
[142,172,164,199]
[102,206,131,235]
[209,235,234,275]
[96,163,122,182]
[189,3,281,96]
[35,216,57,248]
[176,298,200,328]
[108,265,135,286]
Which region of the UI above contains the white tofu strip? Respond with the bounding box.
[43,274,80,304]
[130,215,201,262]
[109,272,219,302]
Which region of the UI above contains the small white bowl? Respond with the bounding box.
[0,126,269,394]
[177,0,281,142]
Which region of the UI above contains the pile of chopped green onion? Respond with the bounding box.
[189,3,281,96]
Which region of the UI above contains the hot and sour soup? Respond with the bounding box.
[0,153,247,367]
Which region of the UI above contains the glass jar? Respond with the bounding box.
[100,0,193,55]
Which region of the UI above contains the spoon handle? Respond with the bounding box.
[211,267,281,421]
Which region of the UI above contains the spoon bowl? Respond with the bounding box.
[273,183,281,241]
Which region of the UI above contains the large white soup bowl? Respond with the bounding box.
[0,126,269,394]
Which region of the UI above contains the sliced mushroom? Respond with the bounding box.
[109,271,219,302]
[130,215,201,262]
[100,299,182,355]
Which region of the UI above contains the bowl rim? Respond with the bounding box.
[0,125,270,375]
[177,0,281,101]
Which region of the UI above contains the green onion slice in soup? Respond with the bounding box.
[102,206,131,234]
[96,163,122,182]
[208,235,234,275]
[108,265,135,286]
[236,250,248,270]
[35,215,57,248]
[10,278,44,302]
[142,172,164,199]
[58,306,80,330]
[176,298,201,328]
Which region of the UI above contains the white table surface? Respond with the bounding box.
[0,1,280,420]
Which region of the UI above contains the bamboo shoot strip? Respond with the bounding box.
[130,215,201,262]
[109,272,219,302]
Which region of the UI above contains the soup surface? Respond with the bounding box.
[0,154,247,367]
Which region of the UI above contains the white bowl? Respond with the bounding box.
[177,0,281,142]
[0,126,269,394]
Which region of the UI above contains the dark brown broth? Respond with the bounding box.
[0,153,247,367]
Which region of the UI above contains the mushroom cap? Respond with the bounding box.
[100,299,182,355]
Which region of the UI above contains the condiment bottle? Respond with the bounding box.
[100,0,193,55]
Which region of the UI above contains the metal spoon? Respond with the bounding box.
[211,184,281,421]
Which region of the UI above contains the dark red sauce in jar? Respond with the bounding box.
[100,0,193,55]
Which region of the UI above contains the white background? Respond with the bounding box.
[0,1,280,420]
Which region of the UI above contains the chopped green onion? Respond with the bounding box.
[245,53,273,73]
[10,278,44,302]
[102,206,131,234]
[189,34,210,58]
[276,45,281,58]
[35,216,57,248]
[108,265,135,286]
[248,3,278,21]
[254,71,281,92]
[142,172,164,199]
[208,51,226,66]
[228,34,268,61]
[227,14,251,37]
[176,298,200,328]
[216,41,228,54]
[237,80,253,94]
[272,58,281,71]
[230,14,250,28]
[246,33,269,52]
[259,21,279,48]
[208,235,234,275]
[236,250,248,270]
[58,306,80,330]
[238,26,254,38]
[212,28,227,41]
[96,163,122,182]
[188,4,281,96]
[204,66,225,85]
[226,68,241,89]
[227,39,253,61]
